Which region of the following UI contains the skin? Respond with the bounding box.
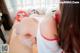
[40,16,58,39]
[9,18,38,53]
[9,13,58,53]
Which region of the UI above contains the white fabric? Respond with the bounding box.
[37,32,63,53]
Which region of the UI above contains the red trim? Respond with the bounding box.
[41,34,60,41]
[41,35,63,53]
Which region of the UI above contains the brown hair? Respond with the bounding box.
[59,0,80,53]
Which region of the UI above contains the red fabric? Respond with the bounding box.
[54,10,61,24]
[16,10,29,22]
[41,34,60,41]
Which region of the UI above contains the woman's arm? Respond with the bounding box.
[40,17,58,39]
[38,16,63,53]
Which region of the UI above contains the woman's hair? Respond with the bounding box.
[0,0,13,30]
[59,0,80,53]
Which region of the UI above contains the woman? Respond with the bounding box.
[59,0,80,53]
[40,0,80,53]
